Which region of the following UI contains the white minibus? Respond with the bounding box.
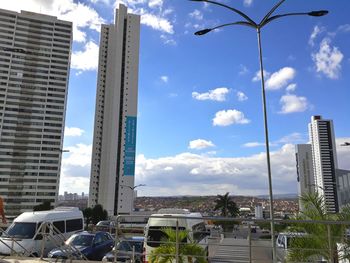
[143,209,209,263]
[0,207,83,256]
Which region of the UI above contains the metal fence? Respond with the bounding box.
[1,215,350,262]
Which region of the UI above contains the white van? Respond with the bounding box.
[0,207,83,256]
[276,232,306,262]
[143,209,209,263]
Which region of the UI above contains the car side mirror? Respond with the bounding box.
[35,234,43,240]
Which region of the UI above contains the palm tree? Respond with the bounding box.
[149,228,207,263]
[214,192,239,217]
[287,192,350,263]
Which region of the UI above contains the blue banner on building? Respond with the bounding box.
[124,116,137,176]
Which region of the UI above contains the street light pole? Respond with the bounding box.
[256,27,276,253]
[191,1,328,261]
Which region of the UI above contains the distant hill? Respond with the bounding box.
[257,193,298,199]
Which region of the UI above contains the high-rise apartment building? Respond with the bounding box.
[309,115,339,213]
[295,144,315,210]
[0,9,72,217]
[88,5,140,216]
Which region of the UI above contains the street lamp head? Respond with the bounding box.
[308,10,328,17]
[194,28,212,36]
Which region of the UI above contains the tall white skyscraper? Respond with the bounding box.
[0,9,72,217]
[88,5,140,216]
[309,115,339,213]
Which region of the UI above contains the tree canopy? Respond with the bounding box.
[287,192,350,262]
[214,192,239,217]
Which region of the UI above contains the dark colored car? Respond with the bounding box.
[48,231,114,261]
[102,236,144,262]
[96,220,116,233]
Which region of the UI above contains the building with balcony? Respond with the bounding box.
[308,115,339,213]
[0,9,72,217]
[88,4,140,216]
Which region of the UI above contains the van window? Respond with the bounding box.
[66,218,83,232]
[192,222,207,242]
[5,222,37,239]
[53,220,65,234]
[147,226,186,248]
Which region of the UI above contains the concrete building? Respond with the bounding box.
[309,115,339,213]
[0,9,72,217]
[88,5,140,216]
[336,169,350,209]
[255,204,263,219]
[295,144,315,210]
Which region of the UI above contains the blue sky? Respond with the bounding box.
[3,0,350,197]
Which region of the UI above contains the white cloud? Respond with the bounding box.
[243,0,253,7]
[243,142,265,148]
[59,143,92,194]
[192,87,230,102]
[309,25,324,47]
[134,144,299,196]
[160,34,176,45]
[213,109,250,126]
[239,65,249,75]
[189,139,215,150]
[148,0,163,9]
[277,132,304,144]
[337,24,350,33]
[286,83,297,93]
[243,133,305,148]
[64,127,85,137]
[141,12,174,34]
[91,0,111,5]
[71,41,99,71]
[0,0,105,43]
[160,75,169,83]
[312,38,343,79]
[114,0,174,36]
[189,9,203,20]
[236,91,248,101]
[252,70,270,82]
[59,138,350,196]
[266,67,296,90]
[279,94,309,114]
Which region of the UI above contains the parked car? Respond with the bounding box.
[103,236,144,262]
[48,231,114,260]
[96,220,116,233]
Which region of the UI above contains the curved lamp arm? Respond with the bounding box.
[259,0,286,27]
[190,0,257,26]
[195,21,256,35]
[261,11,328,27]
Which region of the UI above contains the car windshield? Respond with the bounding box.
[4,222,37,239]
[147,227,186,248]
[97,221,110,226]
[117,240,143,252]
[66,234,94,247]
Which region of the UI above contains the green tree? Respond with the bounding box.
[91,204,108,225]
[149,228,207,263]
[214,192,239,217]
[33,201,52,211]
[287,192,350,262]
[83,207,93,229]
